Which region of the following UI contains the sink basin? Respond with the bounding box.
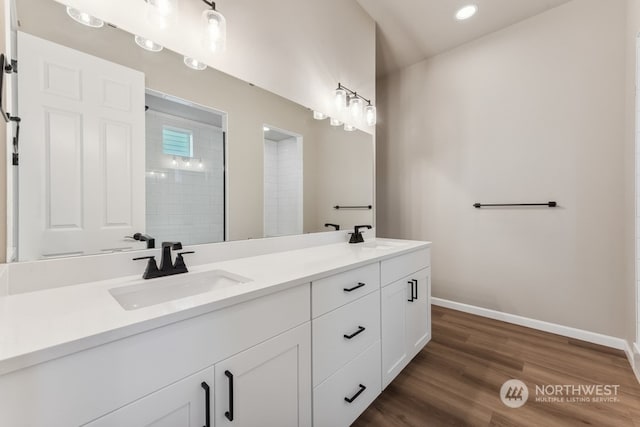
[361,240,408,250]
[109,269,252,310]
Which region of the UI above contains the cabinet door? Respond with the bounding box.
[84,367,214,427]
[406,268,431,358]
[381,278,410,389]
[214,323,311,427]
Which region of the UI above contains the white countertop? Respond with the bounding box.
[0,238,430,375]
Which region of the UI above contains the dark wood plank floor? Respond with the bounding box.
[353,305,640,426]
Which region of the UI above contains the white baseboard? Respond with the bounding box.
[431,297,627,350]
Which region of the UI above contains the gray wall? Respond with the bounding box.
[377,0,637,340]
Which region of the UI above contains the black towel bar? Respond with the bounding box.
[473,201,557,208]
[334,205,372,210]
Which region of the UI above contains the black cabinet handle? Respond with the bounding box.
[344,326,366,339]
[343,282,366,292]
[201,382,210,427]
[344,384,367,403]
[407,280,415,302]
[224,370,234,421]
[413,279,418,300]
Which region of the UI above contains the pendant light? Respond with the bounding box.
[349,96,364,121]
[344,124,356,132]
[330,118,343,127]
[202,1,227,53]
[66,7,104,28]
[313,111,328,120]
[144,0,177,29]
[334,88,347,112]
[365,103,377,126]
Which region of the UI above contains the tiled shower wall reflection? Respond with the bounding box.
[264,137,303,237]
[146,110,225,245]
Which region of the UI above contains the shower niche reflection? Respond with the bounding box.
[145,91,226,245]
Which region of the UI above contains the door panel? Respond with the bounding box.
[18,31,145,259]
[406,268,431,358]
[381,278,409,389]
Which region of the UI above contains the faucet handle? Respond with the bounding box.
[133,256,160,280]
[162,241,183,250]
[174,251,195,272]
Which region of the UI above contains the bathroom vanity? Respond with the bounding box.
[0,238,431,427]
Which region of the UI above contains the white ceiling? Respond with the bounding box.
[356,0,573,76]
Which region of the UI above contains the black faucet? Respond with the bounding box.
[133,241,195,280]
[349,225,372,244]
[126,232,155,249]
[325,223,340,231]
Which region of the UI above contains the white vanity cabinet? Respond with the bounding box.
[85,367,215,427]
[0,285,311,427]
[311,263,382,427]
[380,249,431,389]
[214,323,311,427]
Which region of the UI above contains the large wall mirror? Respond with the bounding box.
[9,0,374,261]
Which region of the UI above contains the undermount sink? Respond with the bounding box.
[361,240,408,250]
[109,269,252,311]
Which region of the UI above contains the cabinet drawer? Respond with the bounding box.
[313,340,381,427]
[312,290,380,386]
[312,263,380,318]
[381,248,430,286]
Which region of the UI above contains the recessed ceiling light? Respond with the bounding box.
[134,35,163,52]
[66,7,104,28]
[183,56,207,71]
[455,4,478,21]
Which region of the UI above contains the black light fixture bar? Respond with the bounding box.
[202,0,217,9]
[337,83,372,105]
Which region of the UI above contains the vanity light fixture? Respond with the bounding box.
[334,83,376,127]
[330,118,343,127]
[184,56,207,70]
[455,4,478,20]
[313,111,328,120]
[66,7,104,28]
[198,159,204,168]
[344,124,356,132]
[202,1,227,53]
[144,0,177,29]
[134,35,163,52]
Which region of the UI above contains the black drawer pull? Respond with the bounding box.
[344,326,366,339]
[344,384,367,403]
[343,282,366,292]
[224,370,234,421]
[407,280,415,302]
[201,382,210,427]
[413,279,418,300]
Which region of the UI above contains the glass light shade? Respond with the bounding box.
[66,7,104,28]
[184,56,207,71]
[144,0,177,29]
[349,97,364,121]
[455,4,478,20]
[330,118,343,127]
[313,111,328,120]
[344,124,356,132]
[334,88,347,112]
[134,35,163,52]
[202,8,227,53]
[365,105,377,126]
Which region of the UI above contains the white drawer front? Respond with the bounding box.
[313,341,381,427]
[312,290,380,386]
[381,248,430,286]
[312,263,380,318]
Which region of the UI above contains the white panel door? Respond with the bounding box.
[214,323,312,427]
[17,31,145,260]
[84,367,214,427]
